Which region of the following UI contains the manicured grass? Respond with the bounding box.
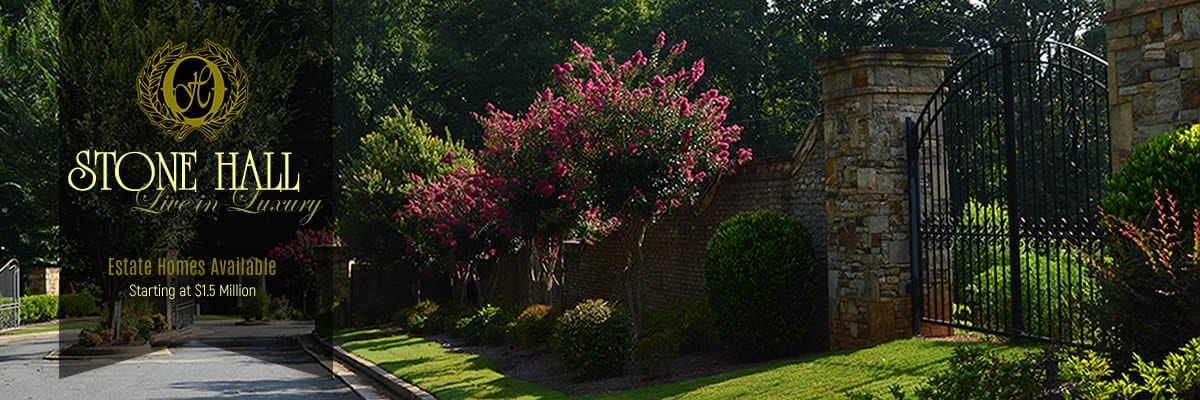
[0,320,98,336]
[195,314,242,321]
[338,330,1032,400]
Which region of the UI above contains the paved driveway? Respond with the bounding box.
[0,321,357,399]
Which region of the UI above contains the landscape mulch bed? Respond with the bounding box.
[420,332,791,396]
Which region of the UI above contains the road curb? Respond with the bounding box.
[307,334,438,400]
[0,329,80,345]
[150,326,203,346]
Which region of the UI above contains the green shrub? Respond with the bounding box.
[77,325,108,347]
[843,338,1200,400]
[641,297,716,355]
[132,313,168,342]
[555,299,633,380]
[851,346,1053,400]
[19,294,58,323]
[704,210,816,360]
[338,106,474,267]
[404,299,441,333]
[1063,337,1200,399]
[1102,124,1200,223]
[948,200,1094,339]
[914,346,1051,400]
[634,297,718,378]
[268,296,302,321]
[1090,191,1200,361]
[453,315,472,337]
[117,323,140,345]
[634,331,679,378]
[508,304,558,349]
[460,306,513,345]
[962,247,1094,339]
[241,291,270,321]
[58,293,98,317]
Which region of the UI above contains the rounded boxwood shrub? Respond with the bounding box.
[1102,123,1200,223]
[555,299,633,380]
[508,304,558,348]
[704,210,816,360]
[59,293,98,318]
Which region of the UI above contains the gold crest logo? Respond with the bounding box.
[137,40,248,141]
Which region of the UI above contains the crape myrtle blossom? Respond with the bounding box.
[393,161,515,286]
[472,32,751,302]
[476,32,750,244]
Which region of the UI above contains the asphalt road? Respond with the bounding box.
[0,320,358,400]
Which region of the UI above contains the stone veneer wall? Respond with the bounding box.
[1105,0,1200,169]
[815,48,951,349]
[563,124,831,349]
[22,266,59,296]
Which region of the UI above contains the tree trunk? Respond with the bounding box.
[527,239,561,307]
[622,220,649,335]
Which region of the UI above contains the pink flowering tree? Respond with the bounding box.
[393,162,515,304]
[267,228,344,315]
[476,32,751,312]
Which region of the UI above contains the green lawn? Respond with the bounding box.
[336,330,1030,400]
[0,320,98,336]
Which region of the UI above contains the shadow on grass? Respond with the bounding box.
[330,328,395,343]
[341,334,1010,400]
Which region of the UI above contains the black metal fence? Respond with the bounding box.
[0,259,18,331]
[907,40,1110,345]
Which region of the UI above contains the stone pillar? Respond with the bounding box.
[815,47,952,350]
[23,266,60,295]
[1104,0,1200,170]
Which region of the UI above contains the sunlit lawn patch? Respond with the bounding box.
[339,331,1031,400]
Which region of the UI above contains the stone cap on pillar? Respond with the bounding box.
[1102,0,1200,22]
[814,47,953,102]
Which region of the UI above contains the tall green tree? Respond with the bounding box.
[0,0,60,271]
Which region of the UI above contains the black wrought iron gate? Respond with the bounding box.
[907,40,1110,345]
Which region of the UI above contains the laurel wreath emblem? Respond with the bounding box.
[137,40,248,141]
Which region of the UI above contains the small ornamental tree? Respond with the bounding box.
[266,228,343,315]
[476,32,750,311]
[394,165,514,304]
[338,106,474,269]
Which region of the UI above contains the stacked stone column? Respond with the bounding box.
[814,48,951,349]
[1105,0,1200,170]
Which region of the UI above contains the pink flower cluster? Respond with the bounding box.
[267,229,343,281]
[391,33,751,274]
[393,165,514,272]
[1098,190,1200,278]
[476,32,751,245]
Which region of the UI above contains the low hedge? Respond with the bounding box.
[59,293,98,317]
[19,294,58,323]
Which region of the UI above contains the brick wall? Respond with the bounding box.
[562,122,831,348]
